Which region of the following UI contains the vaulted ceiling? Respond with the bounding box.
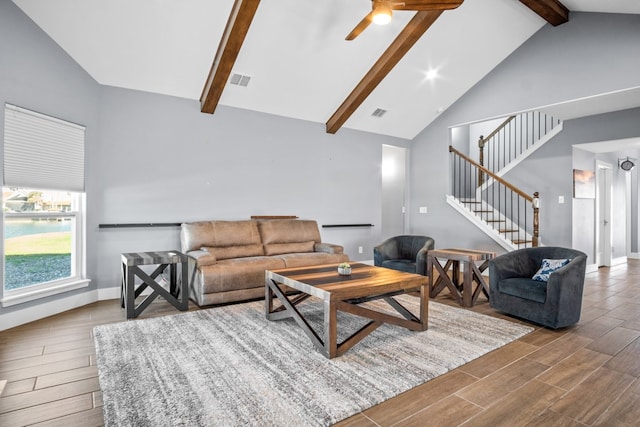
[12,0,640,139]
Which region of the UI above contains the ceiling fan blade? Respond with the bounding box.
[345,11,374,40]
[393,0,463,11]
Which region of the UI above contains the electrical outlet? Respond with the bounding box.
[419,207,428,214]
[558,196,565,204]
[358,246,363,254]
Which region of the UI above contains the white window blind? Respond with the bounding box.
[3,104,85,192]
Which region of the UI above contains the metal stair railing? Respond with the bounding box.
[450,146,539,248]
[478,111,561,177]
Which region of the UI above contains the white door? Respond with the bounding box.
[596,162,613,267]
[381,145,406,240]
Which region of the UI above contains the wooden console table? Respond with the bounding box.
[121,251,189,318]
[427,248,495,307]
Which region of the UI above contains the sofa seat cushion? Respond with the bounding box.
[499,278,547,303]
[277,252,349,268]
[380,259,416,274]
[203,244,264,261]
[199,256,285,294]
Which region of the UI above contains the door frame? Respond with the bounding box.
[595,160,613,267]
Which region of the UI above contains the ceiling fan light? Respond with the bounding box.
[372,5,392,25]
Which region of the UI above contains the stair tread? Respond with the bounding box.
[513,239,532,244]
[499,229,519,233]
[486,219,506,223]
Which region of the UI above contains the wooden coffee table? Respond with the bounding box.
[265,263,428,359]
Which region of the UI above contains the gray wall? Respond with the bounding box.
[0,0,101,313]
[0,0,409,318]
[94,87,409,288]
[567,111,640,261]
[409,12,640,259]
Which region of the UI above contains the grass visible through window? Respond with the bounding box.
[5,232,71,290]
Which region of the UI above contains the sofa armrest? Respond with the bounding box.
[314,242,344,255]
[186,249,217,267]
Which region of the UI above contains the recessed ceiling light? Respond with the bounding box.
[425,69,438,80]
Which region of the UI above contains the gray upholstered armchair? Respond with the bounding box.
[374,235,435,276]
[489,246,587,329]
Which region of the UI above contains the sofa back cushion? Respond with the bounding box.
[264,241,315,256]
[203,244,264,261]
[181,220,264,259]
[258,219,321,255]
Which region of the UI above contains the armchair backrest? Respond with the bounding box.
[492,246,587,278]
[385,235,435,260]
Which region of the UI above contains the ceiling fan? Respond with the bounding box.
[345,0,464,40]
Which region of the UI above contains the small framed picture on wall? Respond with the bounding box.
[573,169,595,199]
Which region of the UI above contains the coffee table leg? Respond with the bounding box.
[323,299,338,358]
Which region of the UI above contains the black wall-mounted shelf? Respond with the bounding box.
[98,223,181,229]
[322,224,374,228]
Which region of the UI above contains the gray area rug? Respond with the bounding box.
[94,295,533,426]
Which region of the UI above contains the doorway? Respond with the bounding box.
[595,161,613,267]
[381,145,406,240]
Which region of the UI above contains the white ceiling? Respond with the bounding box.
[12,0,640,140]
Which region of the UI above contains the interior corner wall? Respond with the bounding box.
[409,12,640,258]
[0,0,101,316]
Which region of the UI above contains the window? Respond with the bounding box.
[2,105,88,306]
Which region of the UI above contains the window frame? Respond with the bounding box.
[1,193,88,308]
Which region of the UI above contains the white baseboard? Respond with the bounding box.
[586,263,598,273]
[0,289,99,332]
[611,256,628,267]
[97,286,121,301]
[628,252,640,260]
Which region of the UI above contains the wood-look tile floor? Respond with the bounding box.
[1,261,640,426]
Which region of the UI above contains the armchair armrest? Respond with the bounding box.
[415,246,433,276]
[374,239,398,266]
[545,254,587,303]
[314,242,344,254]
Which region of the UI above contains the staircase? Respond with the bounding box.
[447,111,561,251]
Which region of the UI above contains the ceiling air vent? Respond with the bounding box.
[371,108,387,118]
[229,73,251,87]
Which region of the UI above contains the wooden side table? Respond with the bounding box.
[121,251,189,318]
[427,248,495,307]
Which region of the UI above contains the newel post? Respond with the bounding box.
[532,191,540,247]
[478,136,485,185]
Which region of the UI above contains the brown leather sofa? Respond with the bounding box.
[180,219,349,306]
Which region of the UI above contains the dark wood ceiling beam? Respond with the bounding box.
[326,10,443,134]
[200,0,260,114]
[519,0,569,26]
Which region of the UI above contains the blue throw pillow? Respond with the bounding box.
[532,258,570,282]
